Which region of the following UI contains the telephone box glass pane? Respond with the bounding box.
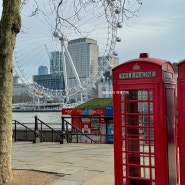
[122,115,125,125]
[150,103,153,113]
[138,102,148,113]
[139,90,148,100]
[150,116,154,126]
[126,90,138,100]
[152,168,155,180]
[121,102,124,113]
[149,90,153,100]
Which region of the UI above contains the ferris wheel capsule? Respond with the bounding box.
[113,51,118,56]
[115,8,121,14]
[116,37,121,42]
[116,22,122,28]
[53,32,59,38]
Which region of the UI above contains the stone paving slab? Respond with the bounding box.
[12,142,114,185]
[50,179,81,185]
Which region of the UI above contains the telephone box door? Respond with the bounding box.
[115,87,156,185]
[178,60,185,185]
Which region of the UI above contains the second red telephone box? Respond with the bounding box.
[177,60,185,185]
[113,53,178,185]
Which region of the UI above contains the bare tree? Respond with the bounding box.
[0,0,21,184]
[0,0,142,183]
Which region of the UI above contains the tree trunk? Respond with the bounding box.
[0,0,21,184]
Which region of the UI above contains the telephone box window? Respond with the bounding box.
[121,115,125,125]
[121,102,125,113]
[149,90,153,100]
[121,89,155,183]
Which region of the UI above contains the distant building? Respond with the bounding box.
[13,75,19,85]
[38,66,48,75]
[13,76,29,96]
[33,73,64,90]
[12,76,31,103]
[96,56,119,98]
[13,83,28,96]
[98,55,119,73]
[67,38,99,88]
[97,71,113,98]
[50,51,62,74]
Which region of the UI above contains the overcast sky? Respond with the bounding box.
[0,1,184,66]
[117,0,185,64]
[1,0,185,79]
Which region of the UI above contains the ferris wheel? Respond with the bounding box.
[13,0,142,104]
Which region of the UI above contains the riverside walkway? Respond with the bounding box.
[12,142,114,185]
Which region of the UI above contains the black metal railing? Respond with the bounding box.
[35,116,62,142]
[61,115,113,144]
[12,120,49,142]
[61,117,97,143]
[12,115,113,144]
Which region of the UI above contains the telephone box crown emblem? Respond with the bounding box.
[133,64,140,70]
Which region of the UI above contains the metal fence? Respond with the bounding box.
[12,115,113,144]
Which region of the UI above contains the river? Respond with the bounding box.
[12,111,63,123]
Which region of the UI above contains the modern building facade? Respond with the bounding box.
[13,75,31,103]
[33,73,64,90]
[38,66,48,75]
[67,38,99,88]
[50,51,63,74]
[13,84,28,96]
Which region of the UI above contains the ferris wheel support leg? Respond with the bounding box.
[81,93,83,103]
[61,42,68,96]
[63,44,82,88]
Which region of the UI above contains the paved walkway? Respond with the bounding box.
[12,142,114,185]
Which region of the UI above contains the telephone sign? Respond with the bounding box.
[119,71,156,79]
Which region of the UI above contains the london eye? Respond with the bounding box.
[13,0,142,105]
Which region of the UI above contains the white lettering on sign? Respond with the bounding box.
[119,71,156,79]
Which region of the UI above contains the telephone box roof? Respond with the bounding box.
[113,53,173,71]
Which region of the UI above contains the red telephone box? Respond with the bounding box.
[113,53,178,185]
[177,60,185,185]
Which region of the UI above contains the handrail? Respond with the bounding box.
[36,116,62,142]
[62,118,97,144]
[12,120,49,142]
[63,119,114,144]
[12,120,34,132]
[37,118,61,136]
[36,116,100,144]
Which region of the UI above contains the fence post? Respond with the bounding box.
[60,116,64,144]
[33,115,40,143]
[14,120,17,142]
[66,121,69,143]
[52,130,54,142]
[76,134,78,143]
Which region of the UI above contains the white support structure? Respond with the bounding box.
[53,32,82,94]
